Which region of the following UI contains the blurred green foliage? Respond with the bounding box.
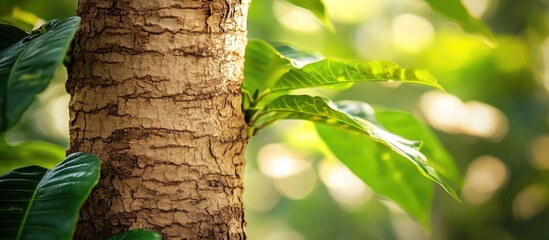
[1,0,548,239]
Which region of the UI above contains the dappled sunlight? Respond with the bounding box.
[258,144,311,178]
[273,1,322,33]
[392,215,427,240]
[245,171,281,212]
[512,184,547,221]
[529,135,549,170]
[462,0,494,18]
[392,14,434,53]
[319,160,372,212]
[420,91,509,140]
[355,19,398,59]
[274,167,317,200]
[324,0,384,24]
[462,156,508,205]
[541,37,549,92]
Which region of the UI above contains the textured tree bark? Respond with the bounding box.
[66,0,249,239]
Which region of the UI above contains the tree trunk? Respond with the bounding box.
[66,0,250,239]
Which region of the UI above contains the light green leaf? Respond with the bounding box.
[374,110,462,193]
[253,95,460,202]
[0,140,65,175]
[243,39,294,99]
[0,152,100,240]
[271,59,442,94]
[243,39,323,100]
[424,0,496,44]
[0,7,40,32]
[0,24,27,52]
[0,16,79,132]
[285,0,334,32]
[107,229,162,240]
[316,123,433,228]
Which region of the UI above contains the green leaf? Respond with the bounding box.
[423,0,495,44]
[253,95,460,202]
[285,0,334,32]
[0,7,40,32]
[0,24,27,52]
[374,110,462,193]
[243,39,323,100]
[0,140,65,175]
[0,16,79,132]
[271,59,442,94]
[107,229,162,240]
[316,123,433,228]
[243,39,294,99]
[0,152,100,240]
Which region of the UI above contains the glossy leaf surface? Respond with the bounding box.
[271,59,442,93]
[255,95,460,201]
[316,123,433,228]
[0,152,100,240]
[0,16,79,131]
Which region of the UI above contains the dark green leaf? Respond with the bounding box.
[316,123,433,228]
[0,140,65,175]
[0,24,27,52]
[253,95,460,201]
[285,0,334,32]
[424,0,495,44]
[271,59,442,94]
[107,229,162,240]
[0,152,100,240]
[0,16,79,132]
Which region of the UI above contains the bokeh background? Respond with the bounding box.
[1,0,549,239]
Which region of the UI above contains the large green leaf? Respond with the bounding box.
[0,24,27,52]
[285,0,334,32]
[0,152,100,240]
[0,16,79,132]
[253,95,460,201]
[315,124,433,228]
[243,39,294,99]
[423,0,495,44]
[374,110,462,192]
[107,229,162,240]
[0,140,65,175]
[243,39,323,101]
[270,59,442,94]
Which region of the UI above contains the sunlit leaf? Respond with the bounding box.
[106,229,162,240]
[253,95,460,201]
[0,7,40,32]
[0,152,100,240]
[315,123,433,228]
[285,0,334,32]
[423,0,495,44]
[0,140,65,175]
[0,16,79,132]
[243,39,294,98]
[243,39,323,100]
[271,59,442,94]
[375,110,463,192]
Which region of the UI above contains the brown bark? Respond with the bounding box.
[66,0,249,239]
